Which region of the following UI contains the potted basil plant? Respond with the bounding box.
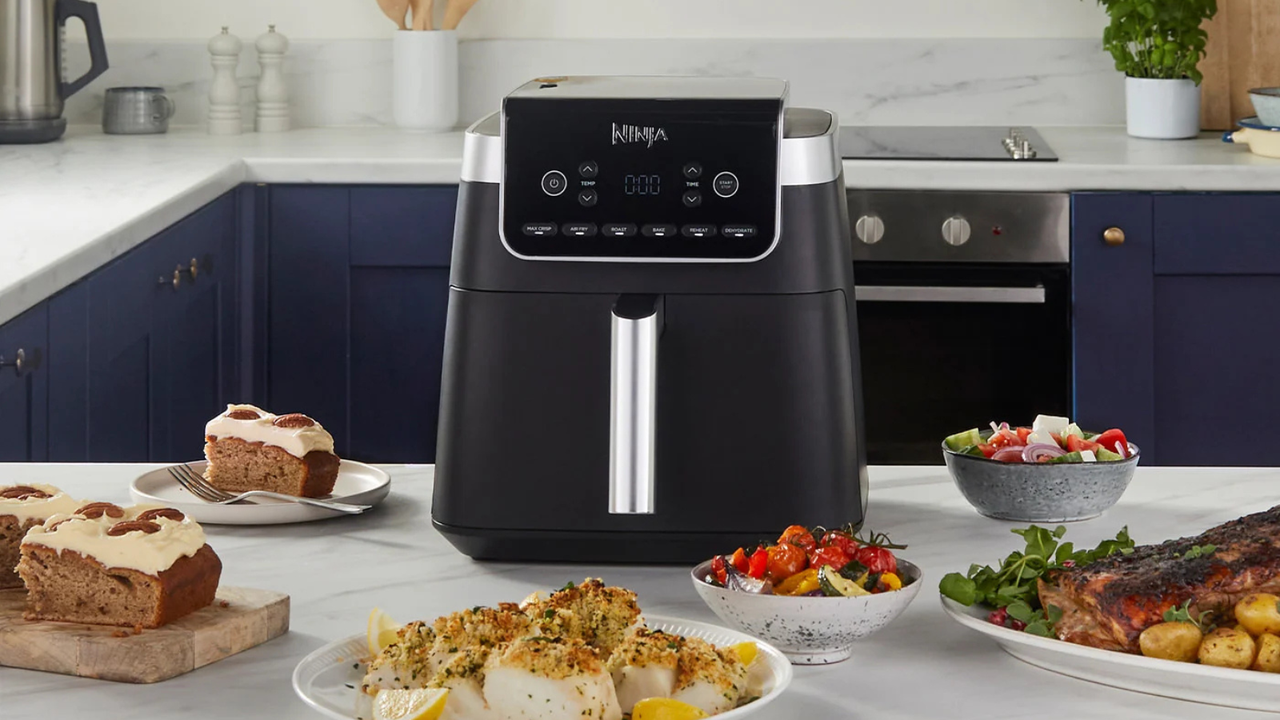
[1092,0,1218,139]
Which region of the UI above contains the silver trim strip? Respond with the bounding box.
[855,285,1047,304]
[609,301,658,515]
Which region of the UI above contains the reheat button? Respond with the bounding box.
[681,224,717,238]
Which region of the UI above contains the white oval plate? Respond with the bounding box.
[941,595,1280,713]
[293,615,794,720]
[130,460,390,525]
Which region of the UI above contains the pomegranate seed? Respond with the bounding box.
[1062,560,1076,567]
[987,608,1009,627]
[1010,619,1027,631]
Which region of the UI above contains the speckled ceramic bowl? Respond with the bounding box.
[690,559,923,665]
[1249,88,1280,127]
[942,439,1140,522]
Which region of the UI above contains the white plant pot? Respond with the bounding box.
[392,30,458,132]
[1125,76,1201,140]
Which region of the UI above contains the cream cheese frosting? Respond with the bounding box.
[22,504,207,575]
[0,484,82,524]
[205,403,335,457]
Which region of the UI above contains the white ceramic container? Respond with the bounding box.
[392,30,458,132]
[1125,76,1200,140]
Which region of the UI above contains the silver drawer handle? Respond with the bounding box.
[855,285,1046,304]
[609,295,661,515]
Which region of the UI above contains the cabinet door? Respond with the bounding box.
[151,194,239,461]
[1154,276,1280,466]
[1072,194,1156,462]
[0,304,49,461]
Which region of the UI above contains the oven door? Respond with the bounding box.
[853,263,1072,465]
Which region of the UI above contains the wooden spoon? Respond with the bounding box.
[442,0,480,30]
[411,0,433,30]
[376,0,409,29]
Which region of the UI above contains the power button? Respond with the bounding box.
[541,170,568,197]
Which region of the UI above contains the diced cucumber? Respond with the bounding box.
[1095,447,1124,462]
[1062,423,1084,439]
[945,428,983,451]
[960,445,985,457]
[1047,451,1084,464]
[818,564,870,597]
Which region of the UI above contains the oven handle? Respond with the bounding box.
[855,285,1046,304]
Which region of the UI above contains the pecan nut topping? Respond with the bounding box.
[226,408,261,420]
[136,508,185,523]
[106,520,162,536]
[76,502,126,519]
[272,413,316,429]
[1,486,51,500]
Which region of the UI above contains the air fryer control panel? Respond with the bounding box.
[500,97,781,261]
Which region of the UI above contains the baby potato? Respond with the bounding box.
[1253,633,1280,673]
[1234,593,1280,636]
[1139,621,1203,662]
[1199,627,1257,669]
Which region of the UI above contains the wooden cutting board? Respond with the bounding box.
[1200,0,1280,129]
[0,586,289,683]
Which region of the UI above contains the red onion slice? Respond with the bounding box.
[992,446,1027,463]
[1023,443,1066,463]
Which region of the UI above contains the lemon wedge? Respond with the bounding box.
[373,688,449,720]
[631,698,708,720]
[367,607,403,656]
[730,641,758,667]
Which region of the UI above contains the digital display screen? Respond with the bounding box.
[623,174,661,196]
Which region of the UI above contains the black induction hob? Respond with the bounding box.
[839,126,1058,162]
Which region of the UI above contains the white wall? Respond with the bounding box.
[99,0,1108,41]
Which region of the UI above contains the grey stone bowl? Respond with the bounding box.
[942,440,1140,522]
[1249,87,1280,127]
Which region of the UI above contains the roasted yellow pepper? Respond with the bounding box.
[775,567,820,596]
[880,572,903,591]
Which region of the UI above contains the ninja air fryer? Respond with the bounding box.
[432,76,867,562]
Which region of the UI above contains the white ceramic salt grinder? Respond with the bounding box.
[392,29,459,132]
[207,27,243,135]
[255,25,291,133]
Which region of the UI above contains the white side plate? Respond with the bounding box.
[293,615,794,720]
[941,595,1280,713]
[130,460,391,525]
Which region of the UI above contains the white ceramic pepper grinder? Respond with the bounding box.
[207,27,243,135]
[255,25,290,133]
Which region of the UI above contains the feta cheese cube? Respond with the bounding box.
[1032,414,1071,435]
[1080,450,1097,463]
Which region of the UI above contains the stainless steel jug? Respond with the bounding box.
[0,0,108,142]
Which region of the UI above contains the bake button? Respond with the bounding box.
[577,188,599,207]
[713,171,739,198]
[683,162,703,180]
[522,223,558,237]
[680,224,717,238]
[562,222,597,237]
[541,170,568,196]
[681,190,702,208]
[603,223,638,237]
[642,224,677,238]
[721,225,757,238]
[578,161,599,179]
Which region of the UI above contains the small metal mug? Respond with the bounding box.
[102,86,175,134]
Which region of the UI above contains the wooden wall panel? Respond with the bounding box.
[1201,0,1280,130]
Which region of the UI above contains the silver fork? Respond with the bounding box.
[168,464,371,514]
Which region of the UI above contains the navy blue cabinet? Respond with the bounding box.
[267,185,455,463]
[48,194,239,462]
[1075,193,1280,466]
[0,303,49,461]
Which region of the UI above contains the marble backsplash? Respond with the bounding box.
[63,38,1125,130]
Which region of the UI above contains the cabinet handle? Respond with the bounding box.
[0,347,40,376]
[159,266,182,290]
[183,257,199,283]
[1103,227,1125,246]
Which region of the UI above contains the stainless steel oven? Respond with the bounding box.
[848,190,1071,464]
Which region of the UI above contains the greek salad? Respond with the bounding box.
[944,414,1133,464]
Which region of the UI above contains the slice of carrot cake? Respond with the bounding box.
[203,404,340,497]
[0,484,80,590]
[16,503,222,628]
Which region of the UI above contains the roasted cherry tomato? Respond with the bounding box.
[747,545,769,579]
[1094,428,1129,457]
[778,525,817,551]
[819,529,859,557]
[854,545,898,575]
[711,555,728,585]
[810,545,852,572]
[729,547,749,574]
[766,542,808,580]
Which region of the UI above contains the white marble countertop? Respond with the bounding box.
[2,463,1279,720]
[1,124,1276,327]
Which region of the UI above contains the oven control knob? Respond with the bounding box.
[855,214,885,244]
[941,216,971,246]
